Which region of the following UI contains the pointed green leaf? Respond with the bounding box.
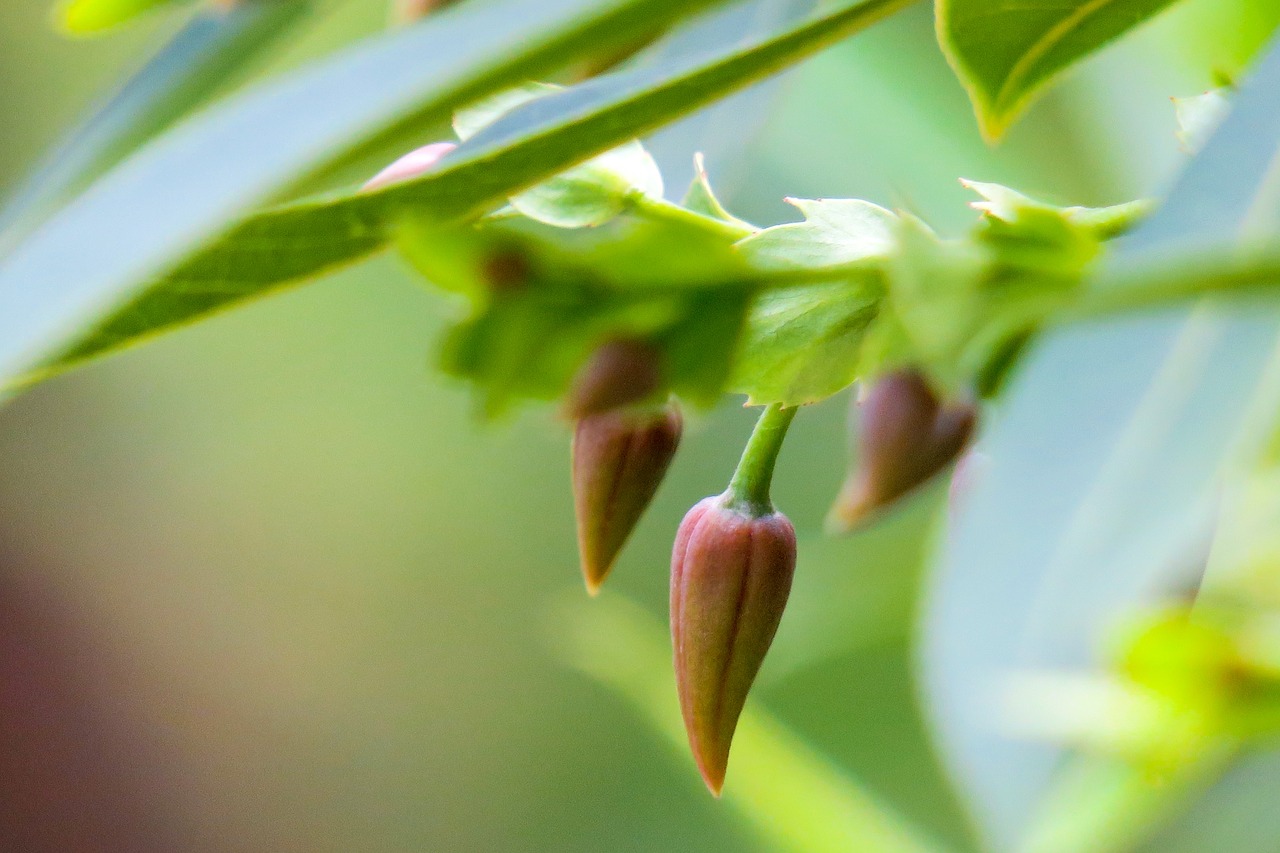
[937,0,1186,138]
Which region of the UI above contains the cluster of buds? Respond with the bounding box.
[567,367,976,794]
[363,145,981,795]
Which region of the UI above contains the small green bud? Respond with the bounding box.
[572,405,682,594]
[671,494,796,795]
[828,370,976,532]
[564,339,663,419]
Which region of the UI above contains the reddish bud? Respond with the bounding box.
[828,370,976,532]
[363,141,457,191]
[390,0,460,24]
[671,494,796,795]
[565,339,663,419]
[572,405,682,594]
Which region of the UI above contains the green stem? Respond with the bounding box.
[726,403,797,515]
[1066,242,1280,323]
[627,192,757,241]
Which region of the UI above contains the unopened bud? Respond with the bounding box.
[827,370,976,532]
[572,405,682,594]
[390,0,464,24]
[363,141,457,191]
[565,339,663,419]
[671,493,796,795]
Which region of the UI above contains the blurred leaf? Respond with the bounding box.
[402,212,752,414]
[681,152,751,227]
[730,282,879,406]
[1173,89,1232,153]
[59,0,190,34]
[738,198,896,271]
[920,36,1280,852]
[2,0,312,245]
[548,594,947,853]
[0,0,912,395]
[454,83,664,229]
[726,198,895,406]
[0,0,744,395]
[936,0,1185,139]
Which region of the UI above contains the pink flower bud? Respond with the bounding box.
[572,405,682,594]
[564,339,663,419]
[827,370,976,532]
[671,494,796,795]
[390,0,457,24]
[362,141,457,191]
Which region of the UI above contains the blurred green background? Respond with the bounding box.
[0,1,1274,850]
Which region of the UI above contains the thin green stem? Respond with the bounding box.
[726,403,798,515]
[627,192,757,241]
[1065,242,1280,324]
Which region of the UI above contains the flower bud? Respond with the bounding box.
[565,339,663,419]
[671,493,796,795]
[827,370,976,532]
[572,405,682,594]
[390,0,457,24]
[363,141,457,192]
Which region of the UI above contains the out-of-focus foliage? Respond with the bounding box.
[4,0,1280,850]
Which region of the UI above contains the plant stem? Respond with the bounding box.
[627,192,756,241]
[726,403,797,515]
[1066,241,1280,323]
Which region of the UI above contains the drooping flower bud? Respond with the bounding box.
[564,338,663,419]
[671,493,796,796]
[572,405,682,594]
[671,403,798,795]
[363,141,457,191]
[827,370,976,533]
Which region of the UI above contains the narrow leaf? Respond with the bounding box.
[1,0,913,393]
[2,1,312,245]
[0,0,739,393]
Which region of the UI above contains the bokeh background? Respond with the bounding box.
[0,1,1275,850]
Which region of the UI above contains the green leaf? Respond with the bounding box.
[400,211,751,414]
[59,0,191,34]
[730,282,878,406]
[454,84,663,229]
[730,198,894,406]
[0,0,746,395]
[737,197,896,270]
[681,152,754,230]
[920,38,1280,851]
[936,0,1185,139]
[2,1,312,246]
